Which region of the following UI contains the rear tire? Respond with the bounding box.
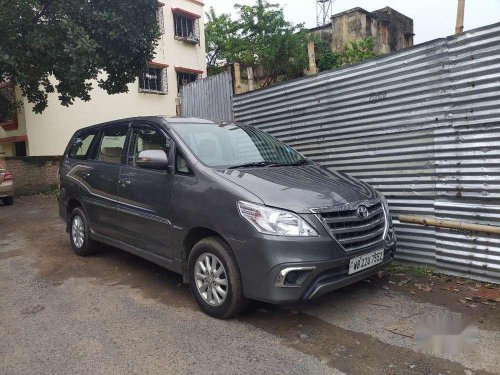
[69,207,99,256]
[188,237,248,319]
[2,196,13,206]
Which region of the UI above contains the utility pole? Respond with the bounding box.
[455,0,465,34]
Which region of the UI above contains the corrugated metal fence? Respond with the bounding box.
[233,23,500,283]
[181,70,233,122]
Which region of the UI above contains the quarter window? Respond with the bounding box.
[139,67,167,94]
[176,152,191,174]
[68,130,98,159]
[96,127,127,164]
[128,126,171,167]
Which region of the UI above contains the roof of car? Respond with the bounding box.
[74,116,218,133]
[161,116,215,124]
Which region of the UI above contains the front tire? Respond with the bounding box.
[188,237,248,319]
[69,207,99,256]
[2,196,13,206]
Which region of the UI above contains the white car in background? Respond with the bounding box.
[0,168,14,205]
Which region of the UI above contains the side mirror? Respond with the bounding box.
[136,150,168,170]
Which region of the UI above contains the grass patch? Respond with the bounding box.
[19,185,59,197]
[387,262,434,278]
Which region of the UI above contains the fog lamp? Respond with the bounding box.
[285,271,299,284]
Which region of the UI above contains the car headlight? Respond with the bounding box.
[237,201,318,237]
[379,194,394,240]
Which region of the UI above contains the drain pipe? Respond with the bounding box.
[398,215,500,236]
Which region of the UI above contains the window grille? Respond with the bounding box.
[139,67,168,94]
[173,13,200,44]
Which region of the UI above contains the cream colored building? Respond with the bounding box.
[0,0,205,157]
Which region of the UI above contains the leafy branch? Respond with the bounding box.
[314,37,378,71]
[0,0,160,119]
[205,0,308,87]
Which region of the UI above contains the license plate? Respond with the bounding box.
[348,249,384,275]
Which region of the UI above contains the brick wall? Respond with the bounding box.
[0,156,62,196]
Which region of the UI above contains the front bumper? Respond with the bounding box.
[228,233,396,304]
[302,251,394,299]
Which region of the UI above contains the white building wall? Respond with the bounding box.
[22,0,205,156]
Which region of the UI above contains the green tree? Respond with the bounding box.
[0,0,160,119]
[205,1,308,86]
[336,37,377,67]
[314,38,338,71]
[315,37,377,72]
[205,7,239,75]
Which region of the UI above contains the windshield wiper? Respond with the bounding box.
[268,159,309,167]
[227,161,278,169]
[228,160,308,169]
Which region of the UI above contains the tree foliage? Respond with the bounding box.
[0,0,160,118]
[336,37,377,67]
[205,0,308,86]
[315,39,338,72]
[315,37,377,71]
[205,8,239,75]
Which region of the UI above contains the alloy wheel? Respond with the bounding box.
[194,253,228,306]
[71,215,85,249]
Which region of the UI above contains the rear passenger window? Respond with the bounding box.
[68,131,97,159]
[96,127,128,164]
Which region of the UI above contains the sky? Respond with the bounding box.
[203,0,500,44]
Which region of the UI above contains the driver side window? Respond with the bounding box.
[128,126,171,167]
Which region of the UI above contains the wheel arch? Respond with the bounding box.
[181,227,231,283]
[66,198,83,232]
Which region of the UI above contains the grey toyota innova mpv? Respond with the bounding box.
[59,116,396,318]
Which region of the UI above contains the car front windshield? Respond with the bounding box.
[170,123,305,168]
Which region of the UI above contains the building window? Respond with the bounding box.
[176,70,200,93]
[173,9,200,44]
[156,4,164,34]
[14,141,27,157]
[139,66,168,94]
[404,33,414,49]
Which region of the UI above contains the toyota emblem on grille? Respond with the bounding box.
[357,205,369,218]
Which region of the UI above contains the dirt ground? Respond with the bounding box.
[1,195,499,374]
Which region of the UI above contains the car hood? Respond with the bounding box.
[214,164,379,213]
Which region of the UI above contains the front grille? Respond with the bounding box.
[319,202,386,251]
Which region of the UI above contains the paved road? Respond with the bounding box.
[1,195,499,374]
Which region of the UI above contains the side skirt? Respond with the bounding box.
[90,231,183,275]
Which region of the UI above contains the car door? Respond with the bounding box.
[116,121,174,258]
[78,123,130,239]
